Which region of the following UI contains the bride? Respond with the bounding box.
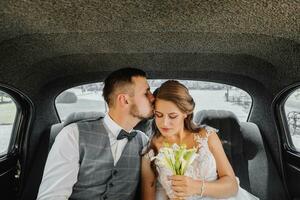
[141,80,259,200]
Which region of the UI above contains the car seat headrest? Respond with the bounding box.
[63,111,105,126]
[194,110,243,157]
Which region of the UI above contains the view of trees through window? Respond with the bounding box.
[55,80,252,122]
[0,91,16,155]
[284,88,300,150]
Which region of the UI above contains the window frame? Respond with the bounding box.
[0,84,31,159]
[275,83,300,153]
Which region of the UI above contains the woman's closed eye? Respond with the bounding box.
[155,112,163,118]
[168,114,178,119]
[155,112,178,119]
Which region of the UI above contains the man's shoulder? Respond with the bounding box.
[135,130,149,145]
[74,118,104,131]
[59,122,78,134]
[135,130,148,138]
[55,123,79,146]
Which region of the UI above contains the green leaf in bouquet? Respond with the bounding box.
[181,148,197,174]
[180,159,187,175]
[175,159,181,174]
[172,145,189,175]
[183,148,196,162]
[160,147,176,173]
[155,143,197,175]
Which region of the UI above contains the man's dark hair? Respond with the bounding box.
[103,67,147,106]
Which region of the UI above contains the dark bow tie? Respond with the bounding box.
[117,129,137,141]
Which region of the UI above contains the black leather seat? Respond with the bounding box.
[49,111,105,151]
[194,109,252,191]
[194,109,288,200]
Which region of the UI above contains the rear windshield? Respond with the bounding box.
[55,80,252,122]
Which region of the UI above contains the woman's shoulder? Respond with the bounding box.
[198,125,224,152]
[194,125,220,150]
[197,125,219,138]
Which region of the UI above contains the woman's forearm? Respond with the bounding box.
[194,176,238,198]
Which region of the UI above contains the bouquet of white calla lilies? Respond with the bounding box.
[153,143,197,175]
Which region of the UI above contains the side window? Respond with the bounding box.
[284,88,300,150]
[0,91,17,155]
[55,83,105,121]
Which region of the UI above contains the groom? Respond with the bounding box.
[37,68,155,200]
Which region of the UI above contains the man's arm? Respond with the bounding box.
[37,123,80,200]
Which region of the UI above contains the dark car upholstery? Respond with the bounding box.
[194,110,288,200]
[194,110,251,190]
[49,112,105,151]
[25,110,288,200]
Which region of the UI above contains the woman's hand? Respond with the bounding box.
[169,175,201,199]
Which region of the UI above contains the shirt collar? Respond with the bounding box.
[103,114,134,137]
[103,114,123,139]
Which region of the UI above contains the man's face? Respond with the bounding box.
[129,76,154,120]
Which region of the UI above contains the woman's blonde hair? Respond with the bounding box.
[154,80,200,134]
[147,80,201,176]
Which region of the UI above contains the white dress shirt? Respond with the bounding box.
[37,114,136,200]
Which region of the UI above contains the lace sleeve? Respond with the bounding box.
[144,149,155,161]
[203,125,219,137]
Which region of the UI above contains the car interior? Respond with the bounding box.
[0,1,299,200]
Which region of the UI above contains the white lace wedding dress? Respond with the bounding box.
[146,126,259,200]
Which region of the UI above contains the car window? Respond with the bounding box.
[55,80,252,122]
[0,91,17,155]
[55,83,105,121]
[284,88,300,150]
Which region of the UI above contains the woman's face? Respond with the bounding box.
[154,99,187,138]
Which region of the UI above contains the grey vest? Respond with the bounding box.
[69,118,147,200]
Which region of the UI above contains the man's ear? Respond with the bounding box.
[117,94,129,106]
